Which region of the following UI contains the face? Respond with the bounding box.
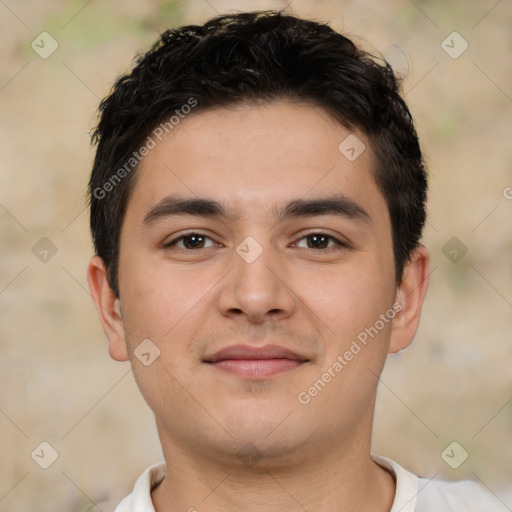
[88,100,429,467]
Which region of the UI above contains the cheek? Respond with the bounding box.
[118,265,205,404]
[298,259,394,342]
[119,255,217,359]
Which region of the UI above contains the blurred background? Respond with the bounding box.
[1,0,511,510]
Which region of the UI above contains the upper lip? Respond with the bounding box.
[204,344,309,363]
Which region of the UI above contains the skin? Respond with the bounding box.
[88,100,429,511]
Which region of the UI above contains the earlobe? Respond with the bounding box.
[86,256,129,362]
[388,246,430,354]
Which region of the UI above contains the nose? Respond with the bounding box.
[216,239,297,324]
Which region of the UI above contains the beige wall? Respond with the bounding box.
[1,0,511,510]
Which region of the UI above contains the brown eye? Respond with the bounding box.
[306,234,329,249]
[181,234,207,249]
[295,233,347,250]
[164,233,216,250]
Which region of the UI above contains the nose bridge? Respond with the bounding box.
[235,236,279,288]
[234,234,283,296]
[217,234,296,320]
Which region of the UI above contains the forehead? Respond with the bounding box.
[123,100,388,226]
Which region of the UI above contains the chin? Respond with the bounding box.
[214,413,312,464]
[209,431,310,471]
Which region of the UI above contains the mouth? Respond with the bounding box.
[204,344,310,378]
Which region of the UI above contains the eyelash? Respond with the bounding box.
[163,231,349,251]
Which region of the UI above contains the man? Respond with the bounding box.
[86,10,507,512]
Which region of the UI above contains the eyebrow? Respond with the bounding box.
[142,193,371,226]
[272,194,371,225]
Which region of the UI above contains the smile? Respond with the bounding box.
[204,344,309,378]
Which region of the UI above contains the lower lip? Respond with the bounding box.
[209,359,305,378]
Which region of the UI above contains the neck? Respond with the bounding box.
[152,427,395,512]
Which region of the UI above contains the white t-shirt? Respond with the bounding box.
[113,455,509,511]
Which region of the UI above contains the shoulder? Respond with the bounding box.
[416,476,511,512]
[372,455,510,512]
[113,463,167,512]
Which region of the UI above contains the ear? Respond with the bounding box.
[87,256,129,362]
[388,245,430,354]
